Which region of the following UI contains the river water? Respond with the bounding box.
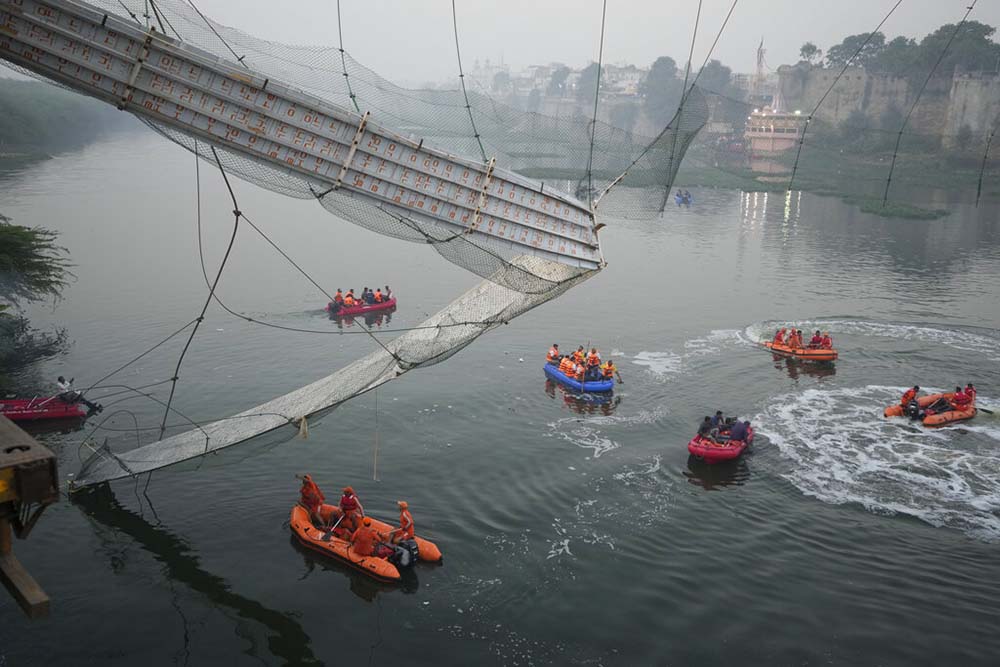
[2,132,999,665]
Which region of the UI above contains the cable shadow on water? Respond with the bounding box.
[72,484,321,666]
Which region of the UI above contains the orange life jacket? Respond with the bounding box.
[601,363,615,378]
[574,364,585,381]
[547,347,560,362]
[774,329,786,344]
[821,336,832,349]
[900,388,917,406]
[587,353,600,367]
[398,509,414,539]
[351,525,379,556]
[300,479,324,512]
[334,292,344,303]
[374,290,383,303]
[559,357,575,375]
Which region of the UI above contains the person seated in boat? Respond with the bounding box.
[373,288,384,303]
[56,376,101,412]
[773,328,786,345]
[808,330,823,348]
[709,410,724,429]
[900,385,920,407]
[558,355,576,376]
[965,383,977,403]
[339,486,365,532]
[547,343,561,365]
[574,363,587,383]
[820,332,833,349]
[350,516,384,557]
[697,416,719,443]
[601,359,621,382]
[949,386,973,411]
[387,500,415,545]
[344,290,357,307]
[297,474,326,526]
[728,419,750,443]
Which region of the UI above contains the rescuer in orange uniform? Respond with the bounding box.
[350,516,383,557]
[547,343,561,364]
[389,500,415,544]
[900,385,920,407]
[297,474,325,526]
[339,486,365,531]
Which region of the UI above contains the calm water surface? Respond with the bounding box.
[2,133,1000,665]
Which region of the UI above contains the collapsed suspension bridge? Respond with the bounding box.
[0,0,710,486]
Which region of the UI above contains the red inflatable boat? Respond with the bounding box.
[0,396,88,421]
[687,427,755,464]
[326,297,397,316]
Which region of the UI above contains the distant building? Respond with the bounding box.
[744,104,806,173]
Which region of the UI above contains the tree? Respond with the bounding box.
[915,21,1000,76]
[576,62,601,102]
[826,32,886,68]
[0,215,71,307]
[840,109,868,143]
[697,59,733,96]
[547,66,571,96]
[799,42,822,64]
[643,56,683,125]
[869,36,919,75]
[491,71,510,93]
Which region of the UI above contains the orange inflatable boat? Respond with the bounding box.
[884,392,977,427]
[762,340,838,362]
[289,504,442,582]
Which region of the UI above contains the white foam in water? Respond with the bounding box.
[754,385,1000,540]
[631,350,684,378]
[630,330,751,380]
[747,319,1000,361]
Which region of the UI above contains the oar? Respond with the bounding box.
[979,407,994,415]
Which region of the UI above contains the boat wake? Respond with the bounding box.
[746,319,1000,361]
[754,385,1000,540]
[630,329,752,379]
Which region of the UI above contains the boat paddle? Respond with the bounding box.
[978,407,994,415]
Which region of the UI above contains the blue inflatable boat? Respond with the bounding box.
[543,364,615,393]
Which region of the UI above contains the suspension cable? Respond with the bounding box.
[975,126,996,208]
[451,0,488,162]
[883,1,977,206]
[335,0,361,112]
[585,0,608,210]
[185,0,249,68]
[788,0,904,192]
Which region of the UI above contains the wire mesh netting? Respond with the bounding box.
[0,0,707,485]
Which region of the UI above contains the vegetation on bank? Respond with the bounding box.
[0,214,72,376]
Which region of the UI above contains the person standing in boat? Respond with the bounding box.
[773,328,786,345]
[384,285,392,300]
[373,288,384,303]
[339,486,365,531]
[56,376,101,412]
[297,474,326,526]
[965,383,977,403]
[585,348,602,380]
[900,385,920,407]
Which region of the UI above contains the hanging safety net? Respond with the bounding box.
[0,0,708,486]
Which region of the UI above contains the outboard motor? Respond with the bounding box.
[388,539,420,569]
[906,400,922,420]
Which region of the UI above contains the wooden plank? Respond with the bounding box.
[0,520,50,618]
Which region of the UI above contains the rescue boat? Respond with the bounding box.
[0,396,88,421]
[289,503,442,582]
[884,393,976,427]
[762,340,838,362]
[687,427,754,464]
[326,297,397,316]
[543,364,614,393]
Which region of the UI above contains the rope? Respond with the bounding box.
[585,0,608,210]
[372,387,379,482]
[976,126,996,208]
[663,0,704,206]
[882,1,978,206]
[336,0,361,112]
[596,0,737,208]
[788,0,904,192]
[451,0,488,162]
[184,0,249,69]
[83,318,198,394]
[158,146,241,439]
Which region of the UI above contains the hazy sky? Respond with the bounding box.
[189,0,1000,86]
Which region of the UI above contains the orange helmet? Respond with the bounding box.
[343,486,354,495]
[362,517,372,526]
[397,500,409,509]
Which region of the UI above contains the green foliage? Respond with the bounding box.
[697,60,733,96]
[799,42,822,64]
[547,66,571,96]
[0,219,72,307]
[643,56,684,126]
[576,62,600,102]
[0,312,67,372]
[826,32,886,68]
